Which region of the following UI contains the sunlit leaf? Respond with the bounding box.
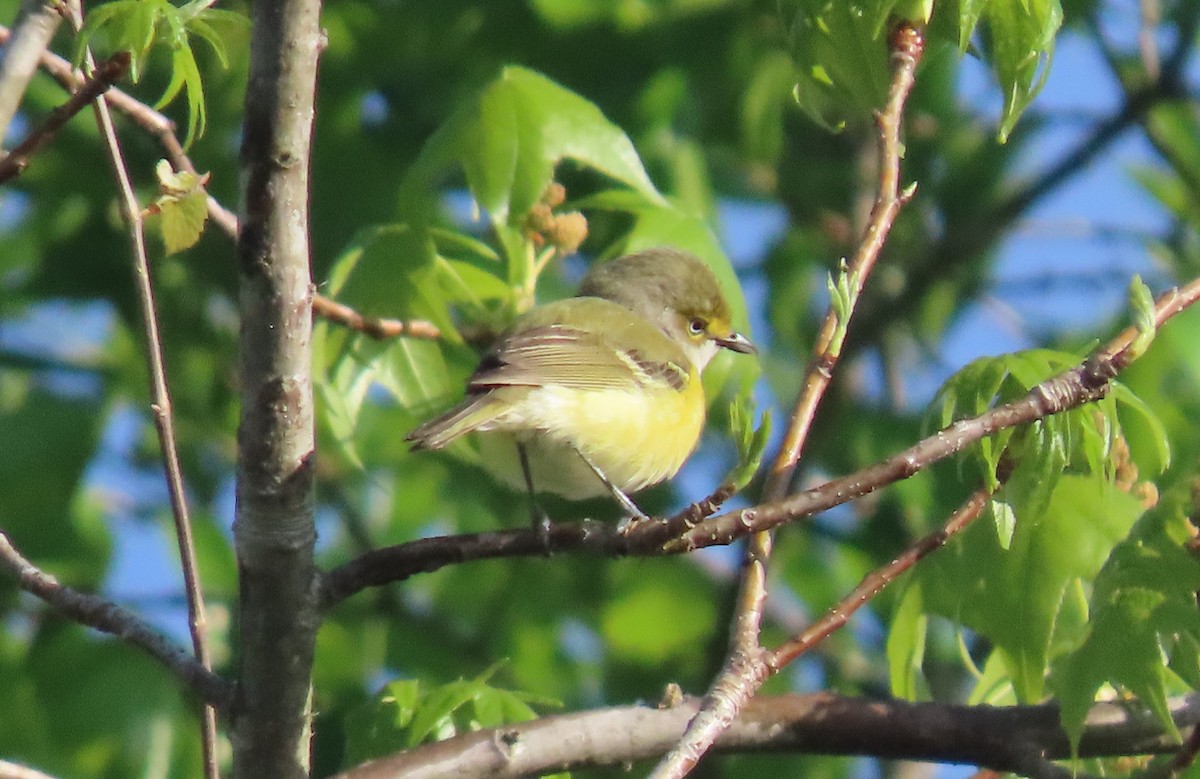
[1050,496,1200,750]
[917,477,1146,702]
[781,0,892,131]
[982,0,1062,142]
[402,66,664,225]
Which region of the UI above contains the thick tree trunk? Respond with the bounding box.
[231,0,324,775]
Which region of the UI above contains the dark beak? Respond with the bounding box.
[716,331,756,354]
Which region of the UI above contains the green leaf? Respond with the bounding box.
[726,401,770,491]
[342,679,422,765]
[982,0,1062,142]
[782,0,892,132]
[990,498,1016,550]
[152,160,209,254]
[953,0,989,51]
[402,66,664,225]
[405,667,497,747]
[325,224,458,338]
[79,0,247,146]
[1050,496,1200,750]
[1111,383,1171,474]
[915,476,1146,702]
[887,583,929,700]
[343,662,554,764]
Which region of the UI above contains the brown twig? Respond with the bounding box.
[0,51,130,184]
[330,691,1200,779]
[319,273,1200,606]
[311,293,442,340]
[647,24,926,779]
[0,530,233,707]
[66,6,221,773]
[768,484,994,669]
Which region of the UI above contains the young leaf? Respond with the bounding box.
[781,0,892,131]
[1127,275,1157,359]
[982,0,1063,142]
[149,159,209,254]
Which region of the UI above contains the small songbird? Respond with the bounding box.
[406,247,756,519]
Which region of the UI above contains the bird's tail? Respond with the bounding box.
[405,395,503,450]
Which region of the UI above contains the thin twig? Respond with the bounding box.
[318,273,1200,605]
[768,484,993,669]
[0,51,130,184]
[67,6,221,773]
[647,23,926,779]
[0,530,232,707]
[311,293,442,340]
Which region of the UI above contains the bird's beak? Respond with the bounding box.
[715,331,756,354]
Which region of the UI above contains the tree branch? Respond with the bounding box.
[311,294,442,340]
[0,0,63,143]
[847,18,1191,356]
[0,50,129,184]
[319,273,1200,605]
[330,692,1200,779]
[0,530,233,708]
[231,0,323,775]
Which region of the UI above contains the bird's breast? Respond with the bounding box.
[489,371,707,497]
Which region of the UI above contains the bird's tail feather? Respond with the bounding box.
[406,396,503,450]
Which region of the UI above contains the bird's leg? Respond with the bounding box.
[517,442,553,551]
[571,445,650,522]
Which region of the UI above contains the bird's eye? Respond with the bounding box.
[688,318,706,336]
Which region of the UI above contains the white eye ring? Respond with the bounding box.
[688,318,706,335]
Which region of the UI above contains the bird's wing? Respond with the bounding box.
[469,320,690,393]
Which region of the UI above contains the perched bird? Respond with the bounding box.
[406,247,756,519]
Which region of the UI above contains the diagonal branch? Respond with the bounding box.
[847,15,1192,357]
[0,50,129,184]
[0,530,233,708]
[768,483,995,670]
